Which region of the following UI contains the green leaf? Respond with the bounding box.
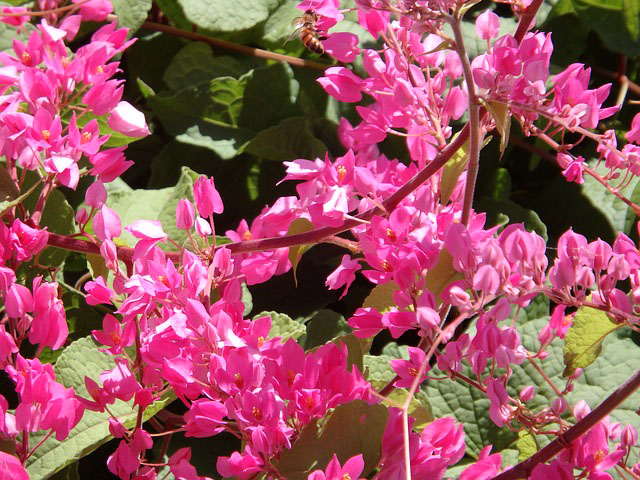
[485,100,510,157]
[254,310,306,341]
[623,0,640,41]
[242,116,327,162]
[275,400,389,480]
[362,281,399,313]
[0,21,34,53]
[163,42,247,91]
[260,0,300,47]
[160,0,279,34]
[440,137,469,204]
[105,166,198,249]
[146,76,253,159]
[242,282,253,316]
[26,337,176,478]
[571,0,640,56]
[516,430,538,462]
[240,62,300,132]
[475,197,548,242]
[563,306,621,377]
[49,461,79,480]
[483,168,512,202]
[287,217,315,287]
[111,0,152,36]
[302,309,350,350]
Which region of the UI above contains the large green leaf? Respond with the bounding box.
[563,306,621,377]
[145,76,253,159]
[111,0,152,36]
[242,116,327,162]
[275,400,389,480]
[105,166,198,249]
[163,42,247,91]
[254,310,307,341]
[571,0,640,56]
[26,337,175,479]
[158,0,279,34]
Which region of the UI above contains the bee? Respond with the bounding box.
[290,10,327,55]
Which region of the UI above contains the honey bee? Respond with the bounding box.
[290,10,327,54]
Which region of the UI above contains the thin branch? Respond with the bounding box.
[134,19,330,72]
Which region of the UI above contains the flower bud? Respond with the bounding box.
[176,199,195,230]
[622,425,638,449]
[195,217,212,237]
[107,101,150,138]
[193,176,223,217]
[75,207,89,225]
[552,397,568,415]
[519,386,535,403]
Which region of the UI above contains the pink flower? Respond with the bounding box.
[85,276,114,306]
[307,454,365,480]
[106,440,140,479]
[30,277,68,352]
[83,79,124,116]
[0,7,29,29]
[317,67,363,102]
[93,205,122,242]
[108,101,150,138]
[89,147,133,183]
[193,175,224,217]
[322,32,360,62]
[325,254,361,298]
[485,377,513,427]
[92,314,135,354]
[0,452,28,480]
[72,0,113,22]
[391,346,428,388]
[460,446,502,480]
[86,180,107,208]
[5,283,32,318]
[183,399,227,437]
[475,10,500,41]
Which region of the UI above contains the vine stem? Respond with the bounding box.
[446,11,482,227]
[490,366,640,480]
[104,14,329,72]
[45,126,471,260]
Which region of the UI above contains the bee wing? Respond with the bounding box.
[284,26,301,46]
[291,16,304,27]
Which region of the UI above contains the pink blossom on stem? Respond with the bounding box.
[307,454,365,480]
[107,101,150,138]
[325,254,361,298]
[317,67,363,102]
[193,175,224,217]
[475,10,500,41]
